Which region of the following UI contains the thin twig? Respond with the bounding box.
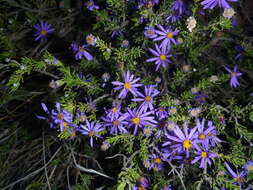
[71,150,115,181]
[42,129,51,190]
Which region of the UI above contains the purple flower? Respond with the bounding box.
[76,110,87,123]
[171,0,187,15]
[224,65,242,88]
[195,119,216,147]
[224,162,246,187]
[51,103,73,132]
[126,108,157,135]
[33,21,54,41]
[101,114,128,135]
[162,123,198,157]
[153,25,179,50]
[85,0,99,10]
[149,153,164,171]
[195,93,208,103]
[135,177,150,189]
[79,120,105,147]
[144,26,157,39]
[162,148,183,162]
[155,107,168,120]
[132,85,159,112]
[201,0,237,9]
[137,0,159,9]
[112,70,142,99]
[191,146,217,169]
[146,44,172,71]
[234,45,245,61]
[70,41,93,61]
[242,161,253,173]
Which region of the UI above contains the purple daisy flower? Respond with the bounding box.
[149,153,164,171]
[195,119,216,147]
[112,70,142,99]
[126,108,157,135]
[101,114,128,135]
[224,65,242,88]
[162,123,198,157]
[79,120,105,147]
[162,148,183,162]
[153,25,179,50]
[85,0,99,10]
[105,102,123,120]
[132,85,160,112]
[191,146,217,169]
[195,93,208,103]
[242,161,253,174]
[135,177,150,189]
[201,0,237,10]
[144,26,157,39]
[70,41,93,61]
[171,0,187,15]
[76,110,87,123]
[33,21,54,41]
[224,162,246,187]
[155,107,168,120]
[146,44,172,71]
[51,103,73,132]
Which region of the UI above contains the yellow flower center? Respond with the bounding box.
[86,1,93,6]
[86,36,94,44]
[231,72,237,77]
[112,107,117,113]
[201,152,208,158]
[183,140,192,149]
[71,131,76,137]
[113,120,119,126]
[207,132,213,136]
[167,32,173,39]
[132,117,140,125]
[124,82,131,89]
[246,164,253,171]
[234,177,245,183]
[145,96,151,101]
[88,131,95,137]
[198,133,206,140]
[63,122,68,128]
[170,108,177,114]
[40,30,47,36]
[201,97,206,102]
[57,113,64,120]
[138,186,145,190]
[159,54,167,61]
[146,0,153,8]
[147,30,154,35]
[79,46,84,52]
[154,157,161,164]
[159,108,165,112]
[79,115,87,122]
